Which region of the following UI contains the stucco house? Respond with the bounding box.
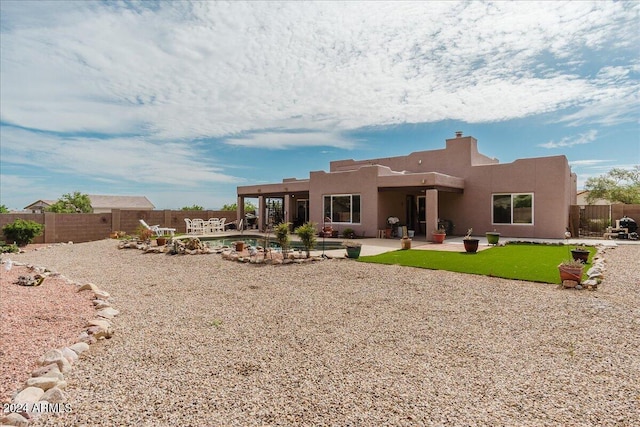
[236,132,577,240]
[24,195,154,214]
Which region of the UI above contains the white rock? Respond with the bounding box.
[25,376,58,391]
[77,283,99,292]
[0,412,29,427]
[40,387,66,404]
[39,349,63,366]
[69,342,90,355]
[61,347,79,364]
[94,290,110,299]
[32,363,60,377]
[96,307,119,319]
[13,386,45,405]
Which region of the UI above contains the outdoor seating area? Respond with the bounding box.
[184,218,233,234]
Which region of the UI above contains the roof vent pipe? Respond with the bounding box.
[455,131,463,138]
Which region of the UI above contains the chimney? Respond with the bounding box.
[455,131,463,138]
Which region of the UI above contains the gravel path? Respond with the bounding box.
[8,240,640,426]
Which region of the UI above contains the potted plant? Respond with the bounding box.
[401,235,411,250]
[486,230,500,245]
[570,245,590,263]
[432,228,446,244]
[342,241,362,259]
[136,224,154,243]
[156,236,168,246]
[463,228,479,253]
[558,258,585,284]
[386,216,399,238]
[342,228,356,239]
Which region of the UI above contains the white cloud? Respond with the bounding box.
[224,131,357,150]
[0,126,243,186]
[539,130,598,149]
[2,1,638,143]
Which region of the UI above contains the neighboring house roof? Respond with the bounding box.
[24,195,155,211]
[23,200,56,210]
[88,195,155,210]
[576,190,610,206]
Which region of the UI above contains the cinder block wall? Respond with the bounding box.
[0,210,238,244]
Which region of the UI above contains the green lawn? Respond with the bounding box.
[359,243,596,284]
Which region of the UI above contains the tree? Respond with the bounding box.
[0,205,9,213]
[221,201,257,212]
[46,192,92,213]
[181,205,203,211]
[585,166,640,204]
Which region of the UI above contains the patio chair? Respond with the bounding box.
[139,219,176,237]
[191,218,205,234]
[184,218,194,234]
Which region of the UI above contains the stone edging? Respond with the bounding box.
[0,259,119,426]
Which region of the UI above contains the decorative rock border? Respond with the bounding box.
[0,260,119,426]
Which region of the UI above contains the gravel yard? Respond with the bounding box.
[6,239,640,426]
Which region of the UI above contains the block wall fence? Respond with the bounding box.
[0,210,237,244]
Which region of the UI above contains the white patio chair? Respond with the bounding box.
[139,219,175,237]
[184,218,194,234]
[216,218,226,232]
[191,218,205,235]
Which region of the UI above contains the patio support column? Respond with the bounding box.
[258,195,265,231]
[284,194,291,228]
[236,196,244,230]
[425,189,439,242]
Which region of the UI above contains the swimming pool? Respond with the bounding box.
[200,234,346,251]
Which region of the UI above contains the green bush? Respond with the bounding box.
[2,219,44,246]
[342,228,356,239]
[294,222,317,258]
[275,222,291,257]
[0,240,19,253]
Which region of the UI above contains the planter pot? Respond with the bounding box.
[408,230,415,238]
[432,233,446,244]
[109,232,119,239]
[486,232,500,245]
[385,228,392,239]
[401,237,411,250]
[463,239,480,253]
[558,265,584,283]
[156,237,167,246]
[234,241,245,252]
[345,246,362,259]
[571,249,589,264]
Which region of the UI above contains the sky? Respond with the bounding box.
[1,1,639,211]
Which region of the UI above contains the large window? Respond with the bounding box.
[323,194,361,224]
[493,193,533,224]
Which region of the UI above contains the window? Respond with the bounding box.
[493,193,533,224]
[323,194,361,224]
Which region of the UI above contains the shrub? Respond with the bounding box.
[275,222,291,256]
[342,228,356,239]
[2,219,44,246]
[294,222,317,258]
[0,240,19,253]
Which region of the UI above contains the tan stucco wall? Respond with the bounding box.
[236,134,576,239]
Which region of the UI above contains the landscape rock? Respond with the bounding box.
[25,376,58,391]
[31,363,60,378]
[562,280,578,288]
[77,283,99,292]
[94,290,110,299]
[69,342,90,355]
[96,307,119,319]
[13,386,45,405]
[40,387,66,404]
[61,347,79,364]
[0,412,29,427]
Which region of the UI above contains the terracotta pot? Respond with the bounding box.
[463,239,479,253]
[235,241,244,252]
[156,237,167,246]
[385,228,392,239]
[401,237,411,250]
[558,265,584,283]
[432,233,446,244]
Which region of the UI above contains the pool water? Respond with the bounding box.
[200,235,345,251]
